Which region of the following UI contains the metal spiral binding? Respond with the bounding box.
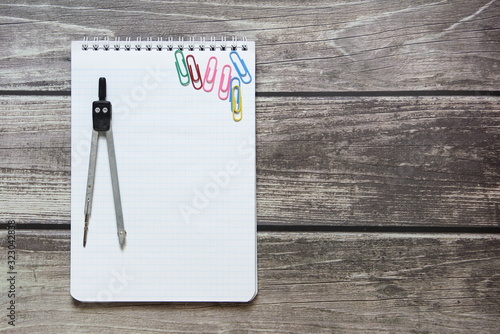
[82,36,249,51]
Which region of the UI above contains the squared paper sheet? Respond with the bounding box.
[70,41,256,302]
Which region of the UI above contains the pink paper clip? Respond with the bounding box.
[218,65,232,100]
[203,56,218,92]
[186,55,203,90]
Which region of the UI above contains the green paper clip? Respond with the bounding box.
[174,49,190,86]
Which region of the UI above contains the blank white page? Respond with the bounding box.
[70,40,256,302]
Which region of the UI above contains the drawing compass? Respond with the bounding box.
[84,77,126,248]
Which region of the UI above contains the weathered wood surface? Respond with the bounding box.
[1,95,499,227]
[1,0,499,91]
[1,0,499,332]
[0,231,499,333]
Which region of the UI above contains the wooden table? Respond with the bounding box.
[1,1,499,332]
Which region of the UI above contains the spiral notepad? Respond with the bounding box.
[70,37,257,302]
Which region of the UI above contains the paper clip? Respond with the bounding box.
[203,57,218,92]
[174,49,190,86]
[231,85,243,122]
[229,77,241,103]
[230,51,252,84]
[218,65,232,100]
[186,55,203,90]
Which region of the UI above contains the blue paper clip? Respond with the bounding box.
[174,49,190,86]
[229,51,252,84]
[229,77,241,103]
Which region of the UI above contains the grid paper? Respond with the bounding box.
[70,41,257,302]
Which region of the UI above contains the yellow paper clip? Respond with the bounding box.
[231,85,242,122]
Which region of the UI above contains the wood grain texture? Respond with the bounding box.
[1,95,499,227]
[0,96,70,224]
[258,95,500,227]
[0,231,499,333]
[0,0,499,91]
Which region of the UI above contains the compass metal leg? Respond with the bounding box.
[84,129,99,247]
[105,128,126,246]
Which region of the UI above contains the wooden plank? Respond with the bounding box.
[0,0,499,91]
[0,96,70,224]
[0,230,499,333]
[1,95,499,227]
[257,95,500,227]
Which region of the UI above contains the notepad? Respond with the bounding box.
[70,38,256,302]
